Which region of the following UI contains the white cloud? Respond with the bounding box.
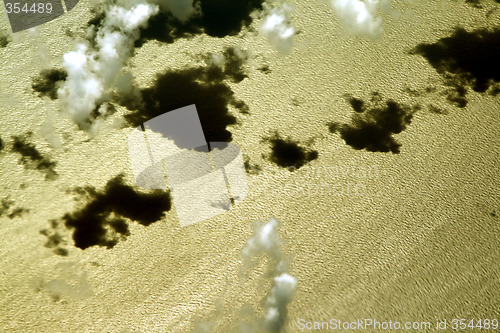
[58,0,159,134]
[263,273,298,332]
[260,3,296,53]
[242,218,297,332]
[330,0,390,38]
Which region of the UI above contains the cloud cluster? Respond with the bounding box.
[462,0,500,8]
[329,92,417,153]
[260,2,296,53]
[242,218,297,332]
[56,0,263,134]
[330,0,390,39]
[58,0,160,133]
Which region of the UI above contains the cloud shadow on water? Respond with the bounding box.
[123,48,249,146]
[43,174,171,252]
[410,27,500,107]
[329,92,417,154]
[265,133,318,170]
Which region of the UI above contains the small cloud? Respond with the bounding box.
[330,0,390,39]
[242,218,297,333]
[260,2,296,53]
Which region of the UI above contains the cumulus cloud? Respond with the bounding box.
[330,0,390,38]
[58,0,159,134]
[242,218,297,332]
[260,2,296,53]
[53,0,270,133]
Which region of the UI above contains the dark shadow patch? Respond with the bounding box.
[344,94,366,113]
[462,0,500,7]
[428,104,449,115]
[404,85,463,112]
[258,65,271,74]
[123,48,248,146]
[410,28,500,106]
[329,92,417,154]
[265,133,318,170]
[0,32,10,48]
[0,197,29,219]
[52,174,171,250]
[32,69,67,100]
[442,74,468,107]
[7,207,30,219]
[11,133,58,180]
[197,0,265,37]
[0,198,13,217]
[0,136,4,151]
[90,0,265,47]
[134,11,203,47]
[464,0,483,7]
[244,156,262,175]
[40,220,69,256]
